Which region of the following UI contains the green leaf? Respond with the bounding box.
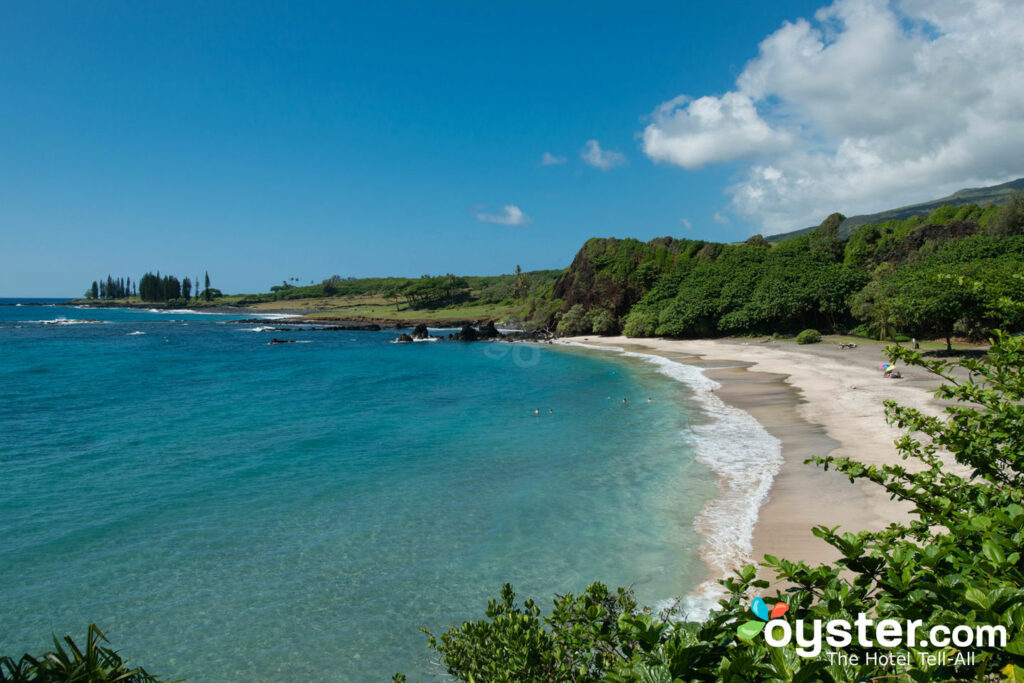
[736,620,765,641]
[1003,663,1024,682]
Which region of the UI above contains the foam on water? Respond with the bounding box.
[255,313,302,320]
[559,342,782,619]
[29,317,105,325]
[144,308,230,315]
[126,331,146,336]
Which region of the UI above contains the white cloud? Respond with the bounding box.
[581,139,627,170]
[540,152,567,166]
[643,0,1024,230]
[643,93,792,168]
[680,218,693,230]
[712,211,731,226]
[476,204,532,226]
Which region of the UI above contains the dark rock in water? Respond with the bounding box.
[477,320,500,338]
[412,323,429,339]
[268,338,296,345]
[454,325,478,341]
[395,333,414,343]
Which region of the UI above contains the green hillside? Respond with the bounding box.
[533,195,1024,349]
[766,176,1024,242]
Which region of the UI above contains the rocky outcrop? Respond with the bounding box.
[477,320,499,338]
[412,323,429,339]
[395,333,414,343]
[451,325,479,341]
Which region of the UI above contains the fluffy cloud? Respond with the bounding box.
[643,93,792,168]
[643,0,1024,230]
[476,204,531,226]
[540,152,567,166]
[581,140,627,170]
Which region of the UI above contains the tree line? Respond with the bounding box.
[535,193,1024,347]
[85,271,215,303]
[85,275,135,300]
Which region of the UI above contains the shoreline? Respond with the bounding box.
[563,335,947,580]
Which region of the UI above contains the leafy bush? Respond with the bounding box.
[556,304,590,336]
[588,309,618,335]
[0,624,172,682]
[796,328,822,344]
[407,329,1024,681]
[621,308,658,337]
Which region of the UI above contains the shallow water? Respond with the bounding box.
[0,302,724,680]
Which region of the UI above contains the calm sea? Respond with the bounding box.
[0,300,776,681]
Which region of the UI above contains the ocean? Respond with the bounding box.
[0,301,777,681]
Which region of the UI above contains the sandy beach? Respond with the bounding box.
[564,335,950,577]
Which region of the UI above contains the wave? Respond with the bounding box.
[557,342,782,621]
[412,337,439,342]
[254,313,302,320]
[241,326,277,332]
[127,331,146,336]
[144,308,229,315]
[30,317,105,326]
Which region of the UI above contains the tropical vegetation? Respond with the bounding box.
[535,195,1024,344]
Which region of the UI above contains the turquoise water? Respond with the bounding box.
[0,301,718,681]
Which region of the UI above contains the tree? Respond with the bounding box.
[513,265,529,300]
[182,277,192,300]
[556,304,590,336]
[203,272,211,301]
[985,191,1024,237]
[90,281,99,299]
[322,275,343,295]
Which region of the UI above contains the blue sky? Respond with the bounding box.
[3,1,1023,296]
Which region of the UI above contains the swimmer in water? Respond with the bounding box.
[622,398,628,404]
[648,397,652,403]
[534,408,540,415]
[548,409,553,414]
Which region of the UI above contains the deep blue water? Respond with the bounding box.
[0,302,717,681]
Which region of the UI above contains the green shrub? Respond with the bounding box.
[796,328,822,344]
[0,624,172,682]
[621,308,657,337]
[588,309,618,335]
[556,304,590,336]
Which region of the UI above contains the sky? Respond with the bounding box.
[3,0,1023,296]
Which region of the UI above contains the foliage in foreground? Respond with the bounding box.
[410,329,1024,681]
[0,624,173,683]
